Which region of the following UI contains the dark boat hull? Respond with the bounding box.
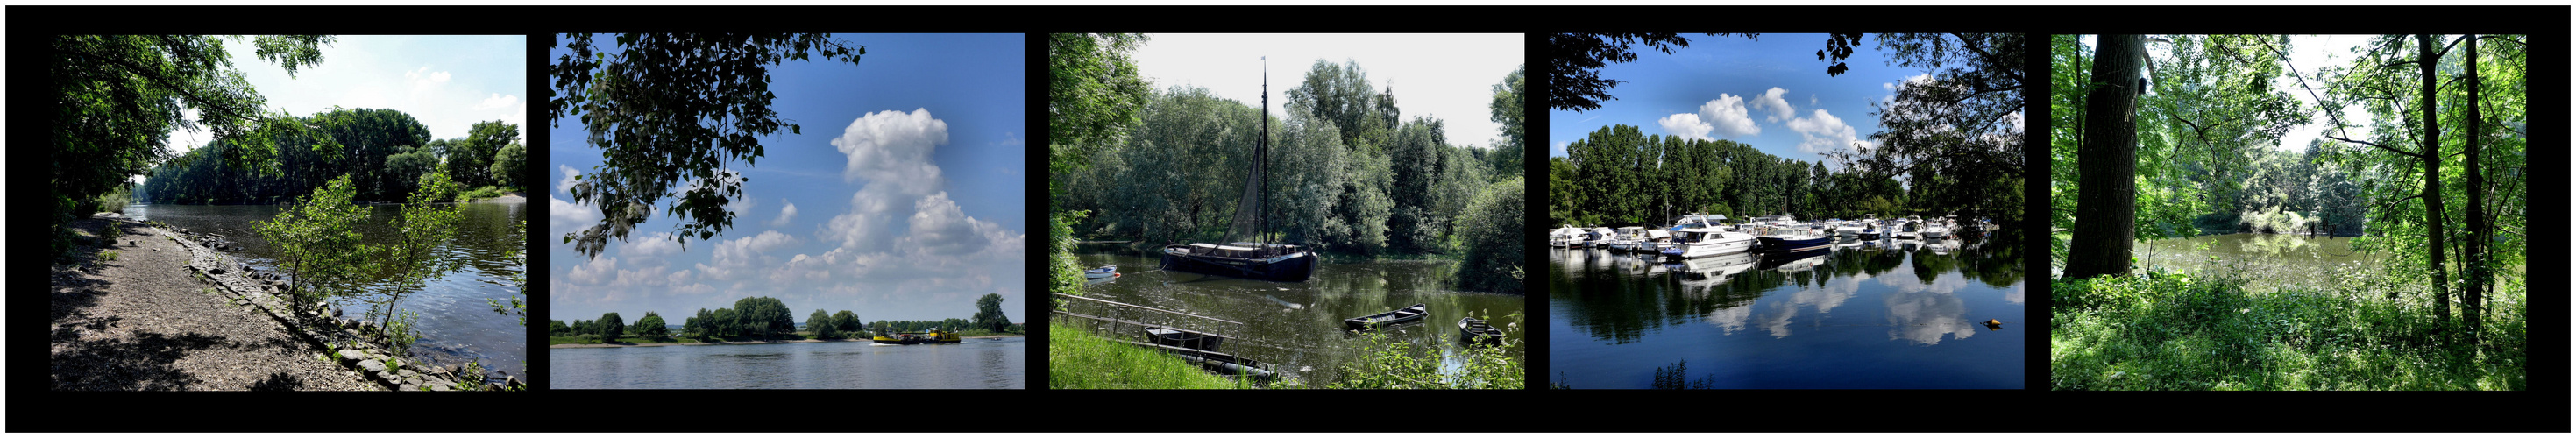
[1344,303,1430,331]
[1755,236,1834,253]
[1160,247,1316,282]
[1458,317,1503,346]
[1144,327,1223,351]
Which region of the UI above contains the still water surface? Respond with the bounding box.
[2134,233,2385,293]
[1061,246,1526,386]
[550,338,1025,389]
[1550,238,2024,389]
[130,201,528,379]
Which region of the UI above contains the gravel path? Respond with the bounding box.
[49,218,377,391]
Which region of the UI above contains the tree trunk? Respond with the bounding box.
[2462,34,2486,342]
[2065,35,2144,279]
[2416,34,2449,332]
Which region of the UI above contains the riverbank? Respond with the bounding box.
[50,216,376,391]
[550,334,1024,349]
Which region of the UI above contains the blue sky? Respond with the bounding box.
[1547,34,1934,169]
[548,33,1025,325]
[162,35,527,177]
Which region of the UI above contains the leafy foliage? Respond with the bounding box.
[596,312,624,343]
[252,174,372,312]
[1836,33,2027,228]
[1544,33,1735,112]
[550,33,863,259]
[53,35,334,239]
[1558,124,1904,227]
[1046,33,1151,196]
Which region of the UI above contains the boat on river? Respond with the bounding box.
[1662,215,1756,259]
[1458,316,1504,346]
[1343,303,1429,331]
[1160,57,1316,282]
[872,328,963,344]
[1755,229,1835,253]
[1144,326,1223,351]
[1085,265,1119,279]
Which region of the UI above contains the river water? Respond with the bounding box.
[1548,237,2026,389]
[129,201,529,380]
[549,337,1026,389]
[2133,233,2387,293]
[1058,246,1527,386]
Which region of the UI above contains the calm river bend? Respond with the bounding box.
[550,338,1026,389]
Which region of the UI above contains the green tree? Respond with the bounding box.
[252,174,372,313]
[1837,33,2028,228]
[1456,177,1526,294]
[806,309,838,339]
[446,120,517,189]
[362,170,468,354]
[1047,33,1151,196]
[711,307,738,338]
[551,33,864,259]
[490,142,527,189]
[2062,35,2144,279]
[597,312,625,343]
[973,293,1011,333]
[635,311,668,339]
[1487,64,1527,175]
[549,320,570,336]
[833,310,861,335]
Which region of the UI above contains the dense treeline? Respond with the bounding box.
[1054,60,1524,258]
[553,293,1021,343]
[1552,124,1907,228]
[140,108,523,205]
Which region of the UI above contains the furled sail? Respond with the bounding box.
[1223,58,1269,244]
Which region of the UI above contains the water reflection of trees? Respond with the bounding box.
[1554,239,2024,343]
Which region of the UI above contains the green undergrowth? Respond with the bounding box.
[2052,270,2525,391]
[1047,322,1268,389]
[1331,314,1526,389]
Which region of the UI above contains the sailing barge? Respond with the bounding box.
[1159,56,1317,282]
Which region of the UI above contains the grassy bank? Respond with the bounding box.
[2051,271,2525,390]
[1047,322,1262,389]
[455,186,520,202]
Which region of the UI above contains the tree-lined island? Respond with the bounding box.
[549,293,1021,347]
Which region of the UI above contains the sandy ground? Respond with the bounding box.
[550,334,1025,349]
[49,217,377,391]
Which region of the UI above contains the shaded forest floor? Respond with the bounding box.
[50,217,377,391]
[2050,269,2526,391]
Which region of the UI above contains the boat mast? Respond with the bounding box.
[1260,56,1270,246]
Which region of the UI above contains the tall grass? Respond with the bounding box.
[1047,322,1256,389]
[2052,269,2525,390]
[1331,312,1526,389]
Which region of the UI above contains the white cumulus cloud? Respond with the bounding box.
[1753,87,1796,123]
[1657,113,1714,141]
[472,93,519,110]
[831,108,948,191]
[1698,94,1762,138]
[771,201,798,227]
[1785,109,1866,155]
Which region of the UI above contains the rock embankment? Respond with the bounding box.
[160,220,522,392]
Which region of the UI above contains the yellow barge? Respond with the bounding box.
[871,328,963,344]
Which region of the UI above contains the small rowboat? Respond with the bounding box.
[1343,303,1429,331]
[1084,265,1118,279]
[1458,316,1503,345]
[1143,326,1222,351]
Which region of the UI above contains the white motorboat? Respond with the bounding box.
[1659,216,1757,259]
